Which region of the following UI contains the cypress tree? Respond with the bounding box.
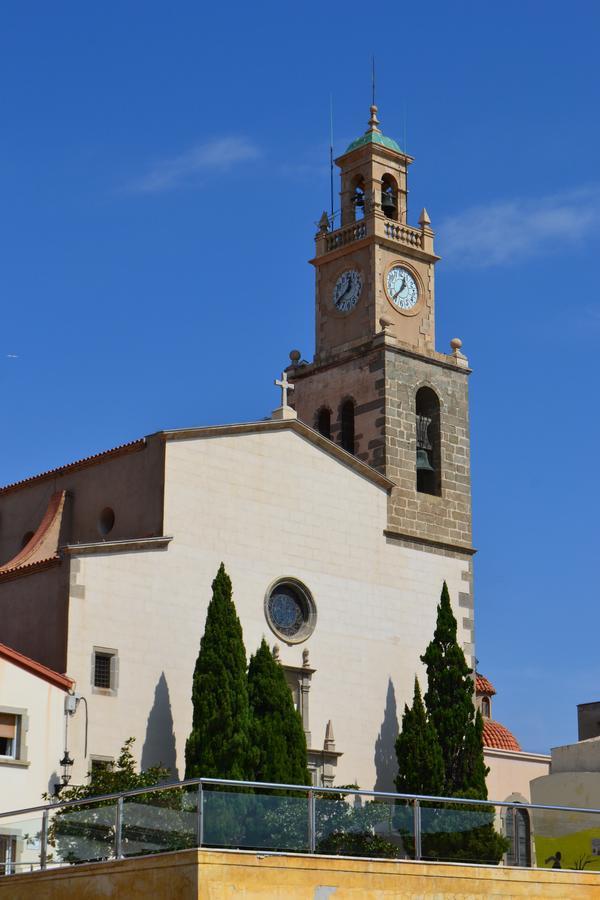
[417,581,509,864]
[185,563,252,780]
[248,639,310,786]
[395,678,444,797]
[420,581,486,797]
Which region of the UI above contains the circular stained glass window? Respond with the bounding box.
[265,579,316,644]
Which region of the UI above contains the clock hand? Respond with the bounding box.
[393,276,406,300]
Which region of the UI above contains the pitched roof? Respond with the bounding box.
[483,719,521,752]
[0,439,145,495]
[0,643,73,691]
[475,673,496,696]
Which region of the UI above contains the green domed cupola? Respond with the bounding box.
[345,105,403,154]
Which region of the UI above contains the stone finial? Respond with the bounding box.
[368,104,381,133]
[379,316,394,334]
[318,211,329,234]
[302,648,310,668]
[450,337,469,368]
[419,207,431,227]
[324,720,336,751]
[272,644,280,662]
[289,349,301,366]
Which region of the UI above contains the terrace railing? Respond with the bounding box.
[1,778,600,875]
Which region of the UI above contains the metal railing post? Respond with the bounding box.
[40,808,49,870]
[197,782,204,847]
[413,798,422,861]
[307,790,316,853]
[114,796,123,859]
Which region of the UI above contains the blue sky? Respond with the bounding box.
[2,2,599,755]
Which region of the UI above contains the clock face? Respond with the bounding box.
[386,266,418,311]
[332,269,362,313]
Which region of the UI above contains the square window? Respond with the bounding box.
[0,714,19,760]
[93,653,112,689]
[90,757,113,777]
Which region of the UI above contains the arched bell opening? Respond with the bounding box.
[316,407,332,440]
[351,175,366,221]
[340,399,355,454]
[381,174,398,221]
[415,387,441,496]
[481,696,491,718]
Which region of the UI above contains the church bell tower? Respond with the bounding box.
[288,105,474,565]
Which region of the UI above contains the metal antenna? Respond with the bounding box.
[371,56,376,107]
[329,94,334,226]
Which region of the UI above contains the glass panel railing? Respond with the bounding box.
[418,799,505,866]
[530,806,600,872]
[316,792,407,859]
[202,787,309,852]
[3,783,600,875]
[0,814,44,874]
[122,786,197,858]
[47,800,117,866]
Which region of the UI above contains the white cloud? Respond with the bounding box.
[439,185,600,268]
[131,137,261,193]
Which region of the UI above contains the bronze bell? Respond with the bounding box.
[416,448,434,472]
[381,191,396,215]
[353,192,364,208]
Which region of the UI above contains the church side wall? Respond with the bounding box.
[0,437,165,566]
[63,429,472,791]
[0,566,69,672]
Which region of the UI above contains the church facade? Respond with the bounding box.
[0,107,476,793]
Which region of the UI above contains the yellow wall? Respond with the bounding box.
[2,848,600,899]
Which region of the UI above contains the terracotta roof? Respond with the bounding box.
[0,438,145,495]
[483,719,521,752]
[476,673,496,696]
[0,643,73,691]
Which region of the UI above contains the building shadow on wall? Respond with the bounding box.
[373,678,399,792]
[141,671,179,780]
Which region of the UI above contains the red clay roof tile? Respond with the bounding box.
[483,719,521,752]
[476,673,496,696]
[0,642,73,691]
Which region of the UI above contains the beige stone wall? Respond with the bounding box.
[3,847,600,899]
[64,428,470,790]
[484,748,551,804]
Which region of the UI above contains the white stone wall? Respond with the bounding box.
[65,428,470,790]
[0,660,66,829]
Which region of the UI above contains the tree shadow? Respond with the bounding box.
[373,678,399,792]
[141,671,179,779]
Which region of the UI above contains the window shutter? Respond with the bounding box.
[0,714,16,739]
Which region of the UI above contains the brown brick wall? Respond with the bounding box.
[290,343,472,551]
[384,348,472,548]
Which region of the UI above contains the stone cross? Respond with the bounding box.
[274,371,294,408]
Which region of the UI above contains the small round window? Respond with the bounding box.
[98,507,115,537]
[264,578,316,644]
